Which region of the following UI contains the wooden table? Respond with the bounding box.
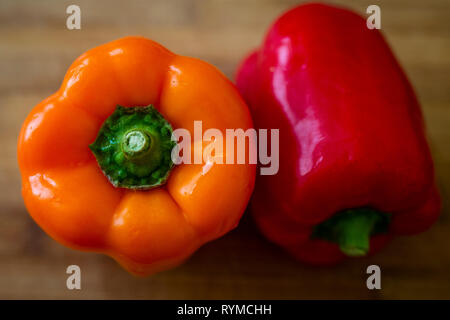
[1,0,449,299]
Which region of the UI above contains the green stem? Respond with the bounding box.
[312,208,390,258]
[89,105,176,190]
[121,130,152,159]
[335,213,377,257]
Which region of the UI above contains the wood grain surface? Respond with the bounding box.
[1,0,449,299]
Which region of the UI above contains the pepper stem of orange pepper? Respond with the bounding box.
[89,105,176,190]
[121,130,152,159]
[312,208,390,257]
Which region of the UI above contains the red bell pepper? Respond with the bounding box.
[236,3,441,264]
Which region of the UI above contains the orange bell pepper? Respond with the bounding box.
[17,36,255,276]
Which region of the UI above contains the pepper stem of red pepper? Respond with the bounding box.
[312,208,390,257]
[336,212,378,256]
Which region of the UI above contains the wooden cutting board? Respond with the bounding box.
[1,0,449,299]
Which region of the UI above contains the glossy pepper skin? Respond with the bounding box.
[18,36,255,276]
[236,3,441,265]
